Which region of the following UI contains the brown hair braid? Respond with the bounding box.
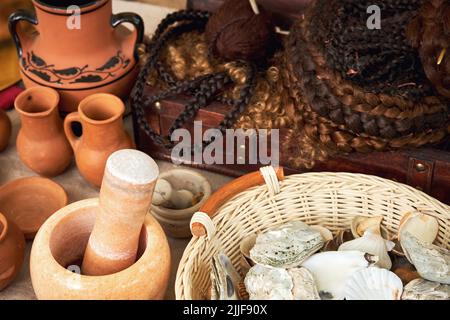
[407,0,450,98]
[282,0,449,167]
[131,10,258,149]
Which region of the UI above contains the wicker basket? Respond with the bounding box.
[175,167,450,300]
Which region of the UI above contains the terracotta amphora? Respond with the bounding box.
[0,109,12,152]
[9,0,144,113]
[15,86,73,176]
[64,93,134,187]
[82,149,160,276]
[0,212,25,291]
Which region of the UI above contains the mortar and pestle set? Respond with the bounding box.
[28,149,171,299]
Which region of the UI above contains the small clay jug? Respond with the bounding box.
[15,86,73,176]
[0,109,12,152]
[0,212,25,291]
[82,149,159,276]
[64,93,134,187]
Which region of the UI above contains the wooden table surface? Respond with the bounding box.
[0,0,233,300]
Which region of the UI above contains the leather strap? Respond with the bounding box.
[407,157,435,193]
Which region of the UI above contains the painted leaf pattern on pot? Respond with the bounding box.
[96,55,121,71]
[30,52,47,67]
[22,51,131,85]
[53,67,84,76]
[73,75,104,83]
[29,69,52,82]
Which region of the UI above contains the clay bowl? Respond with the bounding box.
[30,198,171,300]
[0,177,68,239]
[0,212,25,291]
[151,169,212,238]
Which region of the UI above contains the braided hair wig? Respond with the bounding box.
[284,0,449,165]
[132,0,449,169]
[407,0,450,98]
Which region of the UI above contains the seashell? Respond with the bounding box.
[237,281,249,300]
[239,234,257,274]
[391,238,406,257]
[301,250,378,300]
[401,231,450,284]
[310,225,333,242]
[402,278,450,300]
[338,230,393,269]
[391,256,420,285]
[322,240,338,252]
[211,253,242,300]
[250,221,324,268]
[336,229,354,245]
[240,234,257,259]
[244,264,294,300]
[170,189,195,210]
[152,179,173,206]
[351,216,383,238]
[288,267,321,300]
[322,229,354,251]
[398,211,439,244]
[244,265,321,300]
[343,267,403,300]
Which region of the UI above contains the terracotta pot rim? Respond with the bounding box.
[0,212,8,242]
[32,0,109,14]
[14,86,60,118]
[78,93,125,125]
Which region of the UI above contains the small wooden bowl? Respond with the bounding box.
[151,169,212,239]
[0,177,68,239]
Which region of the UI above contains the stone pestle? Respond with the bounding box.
[82,149,159,276]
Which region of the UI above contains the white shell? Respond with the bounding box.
[402,278,450,300]
[170,189,195,209]
[301,250,378,300]
[310,225,333,242]
[351,216,383,238]
[240,234,257,275]
[338,230,393,269]
[211,253,242,300]
[398,211,439,244]
[152,179,173,206]
[343,267,403,300]
[288,268,320,300]
[401,232,450,284]
[250,221,324,268]
[244,264,294,300]
[241,234,257,259]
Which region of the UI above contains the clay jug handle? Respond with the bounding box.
[8,10,38,58]
[111,13,144,60]
[64,112,82,152]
